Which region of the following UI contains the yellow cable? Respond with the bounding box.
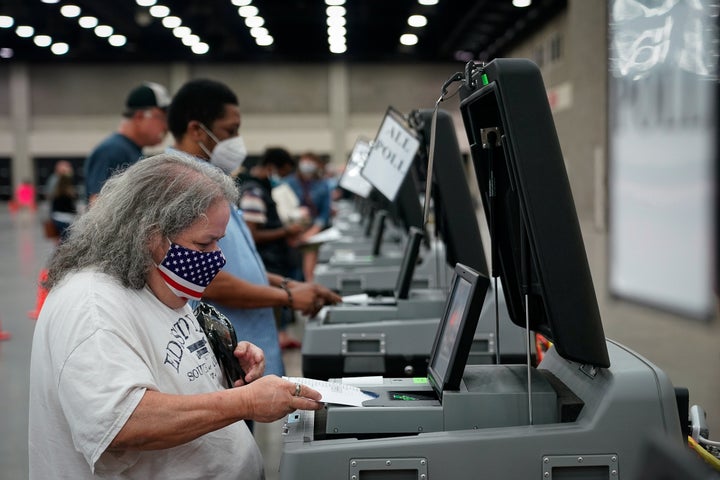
[688,436,720,471]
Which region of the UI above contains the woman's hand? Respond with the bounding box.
[232,341,265,386]
[239,375,324,423]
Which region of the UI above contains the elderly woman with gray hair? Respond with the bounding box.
[28,154,322,480]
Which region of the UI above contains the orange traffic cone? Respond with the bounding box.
[27,269,49,321]
[0,316,10,341]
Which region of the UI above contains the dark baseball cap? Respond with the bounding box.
[124,82,171,115]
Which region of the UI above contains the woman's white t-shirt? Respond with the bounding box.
[28,269,263,479]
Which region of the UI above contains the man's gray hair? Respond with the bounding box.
[46,153,239,290]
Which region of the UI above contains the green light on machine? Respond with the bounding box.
[481,73,489,85]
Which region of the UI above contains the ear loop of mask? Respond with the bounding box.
[153,237,173,268]
[197,123,219,159]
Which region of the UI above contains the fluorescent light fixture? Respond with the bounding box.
[326,6,346,16]
[136,0,156,6]
[244,16,264,28]
[78,16,98,29]
[0,16,14,28]
[326,16,346,27]
[329,43,347,54]
[34,35,52,47]
[181,34,200,46]
[238,5,259,17]
[231,0,252,5]
[192,42,209,54]
[400,33,418,46]
[256,35,273,46]
[149,5,170,18]
[328,36,346,46]
[512,0,531,6]
[325,0,345,4]
[15,25,34,38]
[94,25,113,38]
[418,0,438,4]
[162,16,181,28]
[173,26,191,38]
[327,25,346,36]
[51,42,69,55]
[250,27,268,38]
[0,48,14,58]
[60,5,81,18]
[109,34,127,47]
[41,0,60,3]
[408,15,427,27]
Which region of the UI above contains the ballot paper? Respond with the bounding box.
[283,376,377,407]
[300,227,342,246]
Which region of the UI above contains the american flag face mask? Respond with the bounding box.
[156,242,227,301]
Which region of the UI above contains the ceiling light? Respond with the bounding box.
[327,25,346,36]
[109,34,127,47]
[327,16,346,27]
[408,15,427,27]
[149,5,170,18]
[181,34,200,46]
[231,0,252,5]
[0,48,14,58]
[162,16,181,28]
[256,35,273,46]
[329,36,346,46]
[78,16,98,29]
[15,26,34,38]
[51,42,69,55]
[60,5,81,18]
[41,0,60,3]
[250,27,268,38]
[512,0,531,6]
[325,0,346,4]
[245,16,264,28]
[192,42,209,54]
[0,16,14,28]
[34,35,52,47]
[238,5,259,17]
[173,26,191,38]
[329,43,346,54]
[418,0,439,5]
[400,33,418,46]
[326,6,346,16]
[94,25,113,38]
[136,0,156,6]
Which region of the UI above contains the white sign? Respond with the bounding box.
[361,110,420,202]
[339,138,373,198]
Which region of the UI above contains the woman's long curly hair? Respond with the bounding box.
[45,153,238,290]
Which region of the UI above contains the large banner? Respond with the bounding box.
[608,0,717,318]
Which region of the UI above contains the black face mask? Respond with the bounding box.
[193,302,245,388]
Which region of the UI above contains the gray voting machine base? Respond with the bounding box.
[281,343,681,479]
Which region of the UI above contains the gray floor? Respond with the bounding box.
[1,205,719,480]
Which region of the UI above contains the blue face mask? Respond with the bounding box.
[269,174,282,188]
[156,242,226,301]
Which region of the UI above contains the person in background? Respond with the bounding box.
[83,82,170,205]
[48,173,77,242]
[166,78,340,379]
[237,147,306,350]
[44,160,74,201]
[284,151,332,282]
[28,154,322,479]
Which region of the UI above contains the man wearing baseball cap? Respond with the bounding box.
[83,82,171,205]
